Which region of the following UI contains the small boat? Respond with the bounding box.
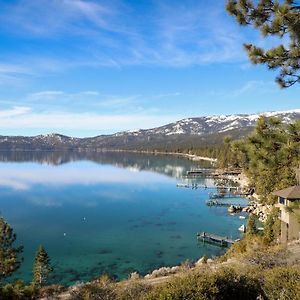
[238,224,246,233]
[239,216,246,219]
[257,227,264,231]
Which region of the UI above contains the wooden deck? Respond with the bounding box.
[197,232,238,247]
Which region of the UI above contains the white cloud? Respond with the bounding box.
[152,92,181,99]
[0,63,29,74]
[0,106,31,118]
[25,90,141,111]
[29,90,65,100]
[0,106,179,135]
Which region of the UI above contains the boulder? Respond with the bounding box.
[130,272,140,280]
[170,266,180,273]
[195,256,207,266]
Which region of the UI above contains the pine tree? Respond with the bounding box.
[246,214,257,235]
[0,217,23,282]
[231,116,299,203]
[32,245,53,288]
[226,0,300,87]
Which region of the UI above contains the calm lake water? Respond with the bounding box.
[0,151,247,286]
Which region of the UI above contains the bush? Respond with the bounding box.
[143,267,262,300]
[39,284,66,299]
[263,209,280,245]
[70,274,116,300]
[263,267,300,300]
[0,280,37,300]
[116,282,152,300]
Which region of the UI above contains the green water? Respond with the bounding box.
[0,151,247,286]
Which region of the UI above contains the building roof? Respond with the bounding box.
[273,185,300,200]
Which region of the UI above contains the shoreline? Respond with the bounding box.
[0,148,217,163]
[97,149,218,163]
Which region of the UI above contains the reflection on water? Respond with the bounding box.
[0,151,246,286]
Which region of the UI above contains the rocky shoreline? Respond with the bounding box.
[234,173,272,223]
[242,202,272,223]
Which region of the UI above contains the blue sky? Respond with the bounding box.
[0,0,299,137]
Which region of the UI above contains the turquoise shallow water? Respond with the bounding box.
[0,151,247,286]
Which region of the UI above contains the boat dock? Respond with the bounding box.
[205,200,244,207]
[176,183,242,191]
[209,192,244,199]
[186,168,242,178]
[186,169,214,176]
[197,232,238,247]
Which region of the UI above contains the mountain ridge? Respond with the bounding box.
[1,109,299,151]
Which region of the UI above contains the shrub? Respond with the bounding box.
[263,267,300,300]
[39,284,66,299]
[70,274,116,300]
[0,280,37,300]
[143,267,262,300]
[116,282,152,300]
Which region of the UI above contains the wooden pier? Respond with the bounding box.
[205,200,244,207]
[209,192,243,199]
[186,169,213,176]
[197,232,238,247]
[186,168,242,178]
[176,183,242,191]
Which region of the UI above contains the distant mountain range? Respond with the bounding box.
[1,109,299,151]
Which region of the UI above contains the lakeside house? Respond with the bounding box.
[274,185,300,243]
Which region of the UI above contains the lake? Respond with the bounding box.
[0,151,247,286]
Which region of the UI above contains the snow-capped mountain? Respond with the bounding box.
[0,109,299,151]
[114,109,300,137]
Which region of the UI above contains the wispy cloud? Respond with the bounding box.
[228,80,277,98]
[0,106,31,118]
[25,90,141,111]
[0,0,249,72]
[0,105,179,136]
[207,80,279,100]
[29,90,65,100]
[151,92,181,99]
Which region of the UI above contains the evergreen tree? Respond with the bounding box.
[263,209,280,244]
[246,214,257,235]
[226,0,300,87]
[32,245,53,288]
[231,116,299,202]
[0,217,23,282]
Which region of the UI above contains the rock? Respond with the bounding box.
[195,256,207,266]
[228,205,236,213]
[144,274,151,279]
[130,272,140,280]
[207,259,214,264]
[170,266,180,273]
[151,269,160,277]
[157,267,169,276]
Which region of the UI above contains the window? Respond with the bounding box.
[279,197,285,205]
